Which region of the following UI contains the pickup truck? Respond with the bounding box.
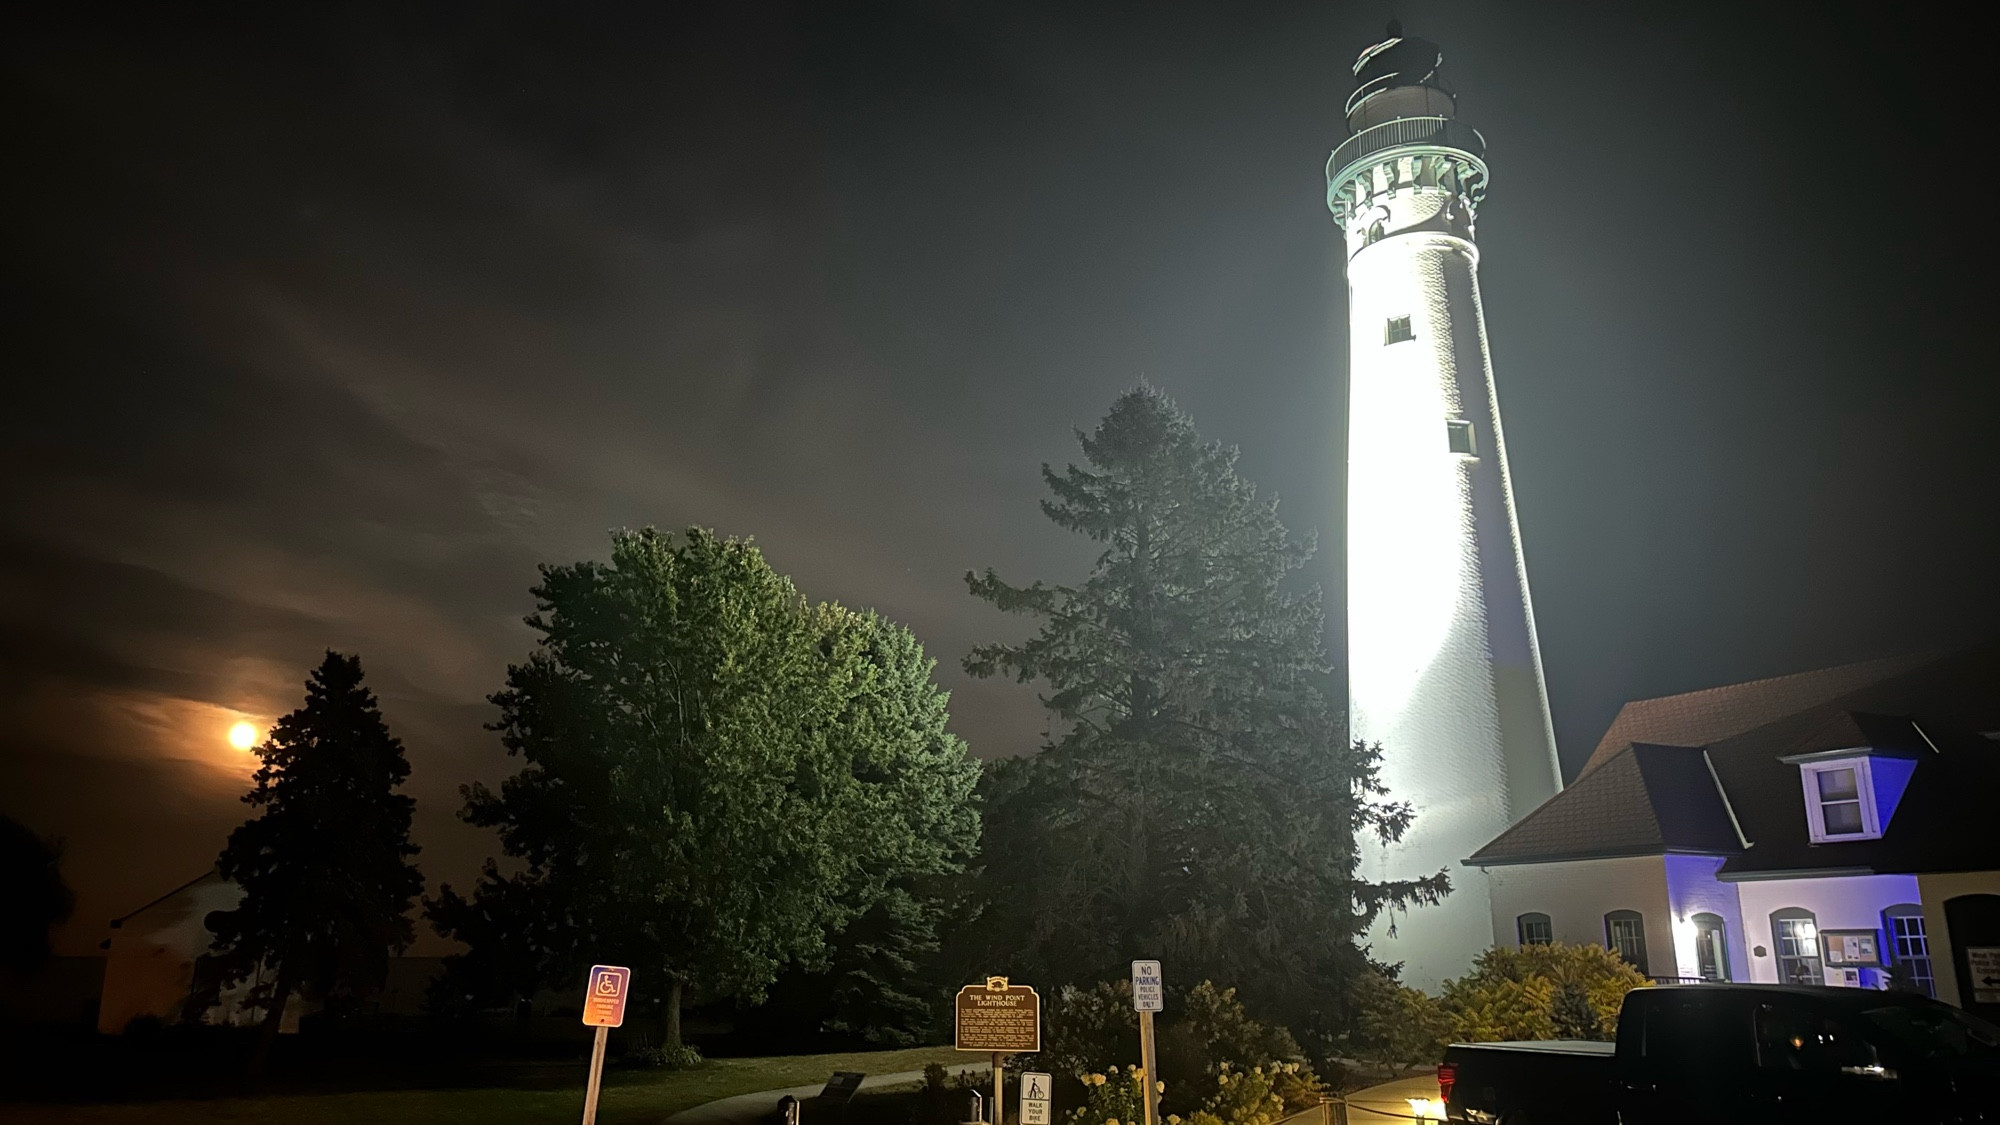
[1437,983,1998,1123]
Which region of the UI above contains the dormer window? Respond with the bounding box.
[1789,755,1884,842]
[1781,728,1922,845]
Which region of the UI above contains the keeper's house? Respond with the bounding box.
[1466,645,2000,1017]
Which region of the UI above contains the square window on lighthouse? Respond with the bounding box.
[1384,315,1414,344]
[1447,418,1478,456]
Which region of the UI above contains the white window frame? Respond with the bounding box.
[1797,756,1881,842]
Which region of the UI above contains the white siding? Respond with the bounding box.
[1732,873,1919,984]
[1484,856,1673,977]
[1661,855,1751,982]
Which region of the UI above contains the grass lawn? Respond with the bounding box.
[0,1045,965,1125]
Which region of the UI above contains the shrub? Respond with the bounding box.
[1439,943,1647,1043]
[1041,979,1320,1121]
[1344,969,1452,1073]
[1197,1063,1286,1125]
[1065,1066,1148,1125]
[1158,983,1306,1084]
[1041,981,1139,1081]
[630,1042,704,1069]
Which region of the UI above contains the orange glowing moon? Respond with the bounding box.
[228,721,259,751]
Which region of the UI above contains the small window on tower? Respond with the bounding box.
[1385,316,1413,344]
[1447,419,1478,456]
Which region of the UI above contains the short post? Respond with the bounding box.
[992,1052,1006,1125]
[581,1024,609,1125]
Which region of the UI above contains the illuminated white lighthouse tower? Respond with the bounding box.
[1329,26,1562,988]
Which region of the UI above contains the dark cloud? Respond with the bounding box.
[6,2,1997,955]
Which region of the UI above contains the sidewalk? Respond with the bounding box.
[1339,1074,1444,1122]
[665,1061,993,1125]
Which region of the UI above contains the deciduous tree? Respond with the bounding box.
[431,528,979,1046]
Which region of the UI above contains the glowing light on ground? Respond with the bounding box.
[228,721,259,751]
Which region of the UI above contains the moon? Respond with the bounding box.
[228,721,258,751]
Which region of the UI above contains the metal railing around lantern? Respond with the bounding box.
[1325,116,1486,191]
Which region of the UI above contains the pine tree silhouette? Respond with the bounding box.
[204,651,422,1072]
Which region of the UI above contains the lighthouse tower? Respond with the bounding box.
[1329,25,1563,988]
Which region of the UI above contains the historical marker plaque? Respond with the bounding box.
[955,976,1041,1053]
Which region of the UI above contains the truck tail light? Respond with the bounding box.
[1436,1061,1456,1104]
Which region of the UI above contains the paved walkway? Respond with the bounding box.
[1338,1074,1445,1122]
[665,1061,992,1125]
[669,1065,1437,1125]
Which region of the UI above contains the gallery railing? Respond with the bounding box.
[1326,116,1486,188]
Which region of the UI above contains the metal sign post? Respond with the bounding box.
[580,965,632,1125]
[1020,1071,1052,1125]
[1131,961,1163,1125]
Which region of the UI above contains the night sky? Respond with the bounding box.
[6,4,1995,957]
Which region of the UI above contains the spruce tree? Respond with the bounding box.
[964,385,1444,1034]
[205,651,422,1066]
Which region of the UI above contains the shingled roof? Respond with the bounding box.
[1466,742,1743,865]
[1470,643,2000,876]
[1576,653,1933,777]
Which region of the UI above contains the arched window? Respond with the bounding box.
[1770,908,1823,985]
[1604,910,1649,974]
[1516,912,1552,946]
[1882,903,1933,996]
[1692,913,1729,981]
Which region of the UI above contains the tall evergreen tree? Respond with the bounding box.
[429,528,980,1046]
[204,651,422,1066]
[963,386,1444,1034]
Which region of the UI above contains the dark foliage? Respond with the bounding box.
[429,528,980,1046]
[202,652,423,1063]
[959,386,1446,1038]
[0,814,75,976]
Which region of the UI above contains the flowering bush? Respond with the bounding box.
[1198,1063,1286,1125]
[1065,1066,1151,1125]
[1042,979,1320,1125]
[1266,1062,1323,1115]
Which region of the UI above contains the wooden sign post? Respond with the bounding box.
[1131,961,1163,1125]
[955,977,1041,1125]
